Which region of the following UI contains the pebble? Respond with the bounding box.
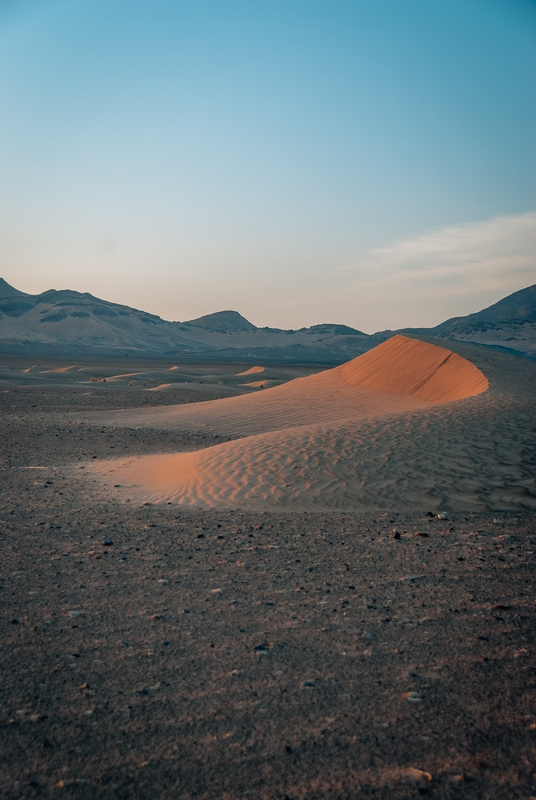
[303,680,316,688]
[392,529,401,539]
[69,610,83,618]
[102,538,113,546]
[57,779,87,788]
[254,644,270,655]
[404,691,422,702]
[401,767,432,785]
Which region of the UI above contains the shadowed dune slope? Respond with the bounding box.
[76,335,488,437]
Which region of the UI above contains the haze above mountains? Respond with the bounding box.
[0,278,534,363]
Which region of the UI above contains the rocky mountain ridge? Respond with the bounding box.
[0,278,534,362]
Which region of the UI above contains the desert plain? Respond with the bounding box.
[1,336,536,799]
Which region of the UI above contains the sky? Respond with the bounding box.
[0,0,535,333]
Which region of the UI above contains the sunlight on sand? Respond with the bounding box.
[81,335,536,513]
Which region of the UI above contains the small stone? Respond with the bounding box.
[69,610,83,618]
[401,767,432,785]
[102,538,113,546]
[303,680,316,688]
[58,779,87,788]
[254,643,270,655]
[437,512,448,520]
[392,530,401,540]
[404,691,422,702]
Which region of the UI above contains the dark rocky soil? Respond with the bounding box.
[1,386,535,799]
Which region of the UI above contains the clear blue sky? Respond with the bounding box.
[1,0,535,331]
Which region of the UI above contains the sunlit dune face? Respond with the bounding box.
[336,335,488,401]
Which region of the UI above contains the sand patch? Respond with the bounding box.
[236,365,265,375]
[106,372,146,381]
[41,365,76,374]
[145,383,171,391]
[239,379,278,388]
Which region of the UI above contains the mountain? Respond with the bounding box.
[0,279,371,363]
[1,279,534,361]
[430,284,536,355]
[184,310,257,334]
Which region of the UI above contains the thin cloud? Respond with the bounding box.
[354,211,536,291]
[328,211,535,331]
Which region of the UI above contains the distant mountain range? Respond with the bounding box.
[0,278,534,362]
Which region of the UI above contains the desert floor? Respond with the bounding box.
[1,355,535,799]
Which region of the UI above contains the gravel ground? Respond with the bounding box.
[1,385,535,799]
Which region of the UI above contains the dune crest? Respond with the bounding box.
[335,334,488,401]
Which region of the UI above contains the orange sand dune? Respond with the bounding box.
[145,383,171,391]
[337,334,488,402]
[106,372,146,381]
[81,335,536,514]
[236,365,265,375]
[77,336,487,438]
[41,365,76,374]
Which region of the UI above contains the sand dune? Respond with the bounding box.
[79,334,536,514]
[106,372,146,381]
[336,334,488,402]
[236,365,265,375]
[76,336,487,438]
[41,365,76,374]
